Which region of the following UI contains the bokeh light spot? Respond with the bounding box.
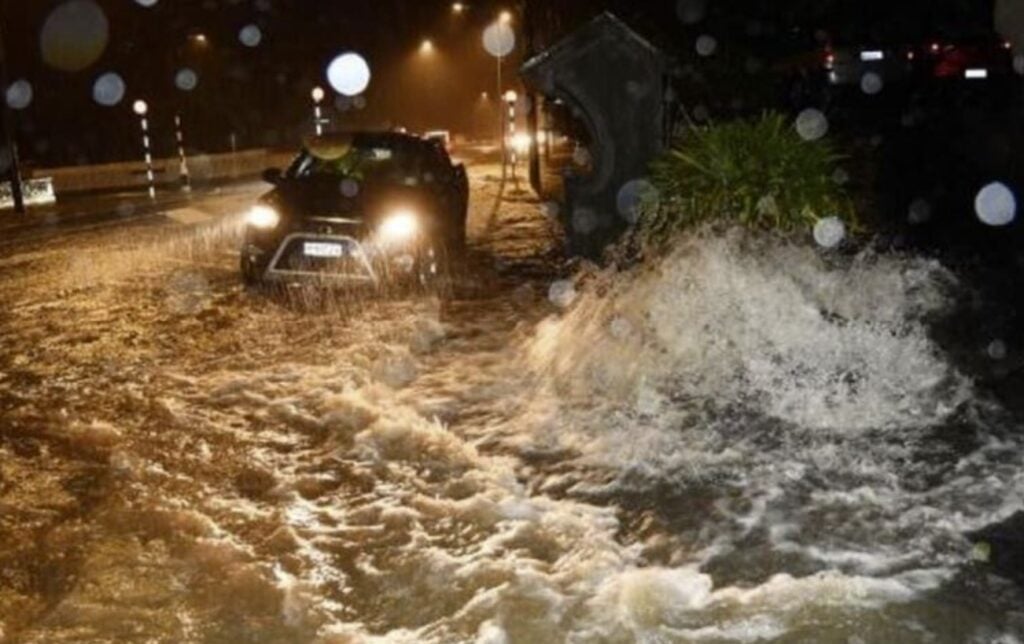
[239,24,262,48]
[695,35,718,57]
[175,68,199,91]
[974,181,1017,226]
[327,53,371,97]
[92,72,125,106]
[40,0,109,72]
[813,216,846,248]
[795,108,828,141]
[483,23,515,58]
[860,72,884,95]
[5,80,33,110]
[616,179,659,225]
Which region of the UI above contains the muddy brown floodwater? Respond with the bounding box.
[1,164,1023,643]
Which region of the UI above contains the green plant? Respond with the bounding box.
[640,112,855,247]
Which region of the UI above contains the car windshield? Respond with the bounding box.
[286,143,419,183]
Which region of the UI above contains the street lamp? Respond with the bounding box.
[483,16,515,178]
[311,86,325,135]
[132,100,156,200]
[420,39,435,55]
[452,2,466,14]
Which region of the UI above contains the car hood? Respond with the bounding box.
[258,180,432,224]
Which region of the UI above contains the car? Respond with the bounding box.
[240,131,469,287]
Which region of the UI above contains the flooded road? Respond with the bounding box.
[1,165,1022,643]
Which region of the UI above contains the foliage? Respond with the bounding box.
[639,112,855,247]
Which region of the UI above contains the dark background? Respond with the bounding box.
[2,0,1005,168]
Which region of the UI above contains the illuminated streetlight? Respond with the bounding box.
[132,100,155,200]
[190,33,208,45]
[311,86,325,135]
[452,2,466,14]
[420,39,435,55]
[499,10,513,24]
[503,90,518,103]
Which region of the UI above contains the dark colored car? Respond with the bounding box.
[241,131,469,286]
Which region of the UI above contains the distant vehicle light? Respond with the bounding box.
[246,205,281,229]
[824,52,835,67]
[965,68,989,80]
[510,132,532,155]
[860,50,885,62]
[1003,41,1013,51]
[378,209,419,244]
[929,42,941,54]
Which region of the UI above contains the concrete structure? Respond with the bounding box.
[522,12,666,257]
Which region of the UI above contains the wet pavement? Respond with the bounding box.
[1,162,1023,643]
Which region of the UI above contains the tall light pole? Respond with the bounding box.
[0,10,24,213]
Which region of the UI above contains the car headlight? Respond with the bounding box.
[378,209,419,244]
[246,205,280,229]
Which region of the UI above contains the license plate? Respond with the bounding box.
[965,68,988,79]
[304,242,345,258]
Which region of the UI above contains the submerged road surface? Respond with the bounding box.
[1,162,1023,643]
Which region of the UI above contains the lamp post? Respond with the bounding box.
[504,89,518,180]
[0,11,24,213]
[483,15,515,181]
[174,114,191,192]
[311,86,325,136]
[133,100,156,200]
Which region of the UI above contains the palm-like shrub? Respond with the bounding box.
[640,112,854,247]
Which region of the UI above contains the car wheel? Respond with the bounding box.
[240,254,264,287]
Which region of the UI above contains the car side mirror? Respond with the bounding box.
[262,168,283,185]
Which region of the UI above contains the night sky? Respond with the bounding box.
[1,0,1001,168]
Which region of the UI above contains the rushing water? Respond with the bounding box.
[1,198,1022,642]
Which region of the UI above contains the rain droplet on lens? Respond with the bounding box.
[616,179,659,225]
[860,72,884,95]
[239,24,262,47]
[327,52,371,97]
[813,216,846,248]
[175,68,198,91]
[975,181,1017,226]
[695,34,718,57]
[795,108,828,141]
[340,178,359,197]
[5,80,33,110]
[548,280,577,309]
[483,23,515,58]
[41,0,109,72]
[908,198,931,225]
[987,340,1008,360]
[92,72,125,106]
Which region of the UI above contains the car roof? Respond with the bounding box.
[304,130,436,152]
